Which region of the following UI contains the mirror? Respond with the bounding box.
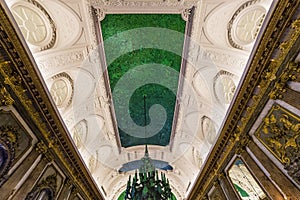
[228,158,268,200]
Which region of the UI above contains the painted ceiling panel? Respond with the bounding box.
[101,14,186,147]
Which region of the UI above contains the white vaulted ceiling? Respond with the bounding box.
[4,0,274,199]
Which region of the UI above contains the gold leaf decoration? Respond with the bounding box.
[255,104,300,165]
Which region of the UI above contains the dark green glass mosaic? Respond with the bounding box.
[101,14,185,147]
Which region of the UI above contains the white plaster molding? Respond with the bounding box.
[10,0,56,52]
[88,0,198,13]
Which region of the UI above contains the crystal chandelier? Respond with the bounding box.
[124,145,174,200]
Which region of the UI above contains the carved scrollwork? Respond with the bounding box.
[255,104,300,165]
[35,141,53,161]
[201,116,217,144]
[88,151,98,174]
[181,7,193,22]
[0,85,14,106]
[0,67,14,106]
[235,134,251,154]
[95,8,106,21]
[25,173,57,200]
[269,61,299,99]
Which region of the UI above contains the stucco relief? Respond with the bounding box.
[73,69,97,106]
[228,1,266,50]
[192,69,212,102]
[192,147,203,168]
[204,50,248,71]
[40,0,83,49]
[63,97,108,139]
[50,72,74,108]
[188,1,203,41]
[88,150,98,174]
[36,48,86,77]
[213,70,237,105]
[96,145,113,167]
[233,8,265,45]
[183,112,201,137]
[12,6,47,45]
[71,120,88,149]
[95,8,106,21]
[201,116,217,145]
[187,42,248,73]
[202,1,242,48]
[181,7,193,22]
[11,0,56,51]
[88,0,197,10]
[85,6,99,49]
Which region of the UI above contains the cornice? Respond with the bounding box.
[188,0,300,199]
[0,4,103,200]
[89,0,198,14]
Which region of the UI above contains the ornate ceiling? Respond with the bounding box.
[3,0,274,199]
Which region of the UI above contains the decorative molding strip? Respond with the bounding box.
[37,49,85,75]
[89,0,198,12]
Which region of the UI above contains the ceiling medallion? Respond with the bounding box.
[227,0,266,49]
[11,0,56,51]
[50,72,74,108]
[213,70,237,105]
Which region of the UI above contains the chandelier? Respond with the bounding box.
[123,96,175,200]
[124,145,174,200]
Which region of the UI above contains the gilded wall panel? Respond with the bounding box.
[254,103,300,184]
[0,108,34,184]
[208,186,226,200]
[25,163,64,199]
[0,110,32,160]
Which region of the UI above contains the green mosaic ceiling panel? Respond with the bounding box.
[101,14,185,147]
